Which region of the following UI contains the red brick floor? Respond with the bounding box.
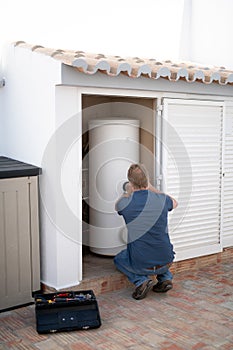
[0,261,233,350]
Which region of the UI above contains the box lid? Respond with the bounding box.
[0,156,42,179]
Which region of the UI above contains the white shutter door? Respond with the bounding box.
[222,103,233,247]
[162,99,223,261]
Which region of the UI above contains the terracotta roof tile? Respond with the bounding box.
[14,41,233,85]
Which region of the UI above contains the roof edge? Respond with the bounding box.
[13,41,233,86]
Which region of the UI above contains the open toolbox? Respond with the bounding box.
[34,290,101,334]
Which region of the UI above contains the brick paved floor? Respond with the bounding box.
[0,261,233,350]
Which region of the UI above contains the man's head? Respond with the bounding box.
[127,164,149,190]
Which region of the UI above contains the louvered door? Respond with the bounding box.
[222,103,233,247]
[162,99,223,261]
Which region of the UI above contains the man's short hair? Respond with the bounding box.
[127,164,149,189]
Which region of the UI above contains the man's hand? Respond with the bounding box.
[125,182,133,195]
[115,181,133,211]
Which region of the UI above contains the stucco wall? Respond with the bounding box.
[179,0,233,70]
[1,45,61,165]
[0,87,3,153]
[0,58,4,153]
[1,45,84,289]
[39,85,82,288]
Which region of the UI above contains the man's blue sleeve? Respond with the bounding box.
[116,197,130,215]
[166,195,173,211]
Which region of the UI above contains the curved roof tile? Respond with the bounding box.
[14,41,233,86]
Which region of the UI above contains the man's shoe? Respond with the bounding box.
[132,279,154,300]
[153,280,173,293]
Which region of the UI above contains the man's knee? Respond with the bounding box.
[113,249,126,266]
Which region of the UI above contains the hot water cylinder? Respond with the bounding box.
[88,118,140,255]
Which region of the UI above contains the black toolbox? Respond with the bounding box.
[34,290,101,334]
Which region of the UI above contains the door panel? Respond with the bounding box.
[222,103,233,247]
[162,99,223,261]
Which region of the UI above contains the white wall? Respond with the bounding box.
[180,0,233,69]
[0,0,185,62]
[1,45,84,289]
[0,88,3,153]
[0,57,4,153]
[1,45,60,165]
[39,86,82,288]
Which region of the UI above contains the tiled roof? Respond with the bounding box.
[15,41,233,86]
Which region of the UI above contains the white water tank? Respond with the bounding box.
[88,118,140,255]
